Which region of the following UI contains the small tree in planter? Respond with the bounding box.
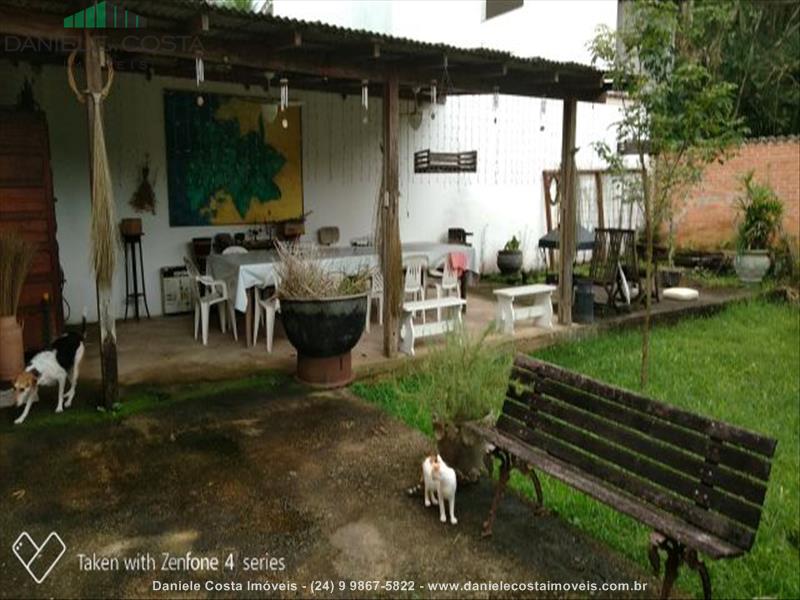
[274,241,371,386]
[399,326,511,482]
[497,235,523,276]
[734,171,784,283]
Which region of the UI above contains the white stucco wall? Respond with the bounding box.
[0,59,622,324]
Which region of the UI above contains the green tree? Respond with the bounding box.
[689,0,800,137]
[215,0,255,12]
[591,0,744,388]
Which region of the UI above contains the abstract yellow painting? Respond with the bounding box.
[164,90,304,226]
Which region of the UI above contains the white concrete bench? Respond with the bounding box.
[493,284,556,335]
[400,297,467,356]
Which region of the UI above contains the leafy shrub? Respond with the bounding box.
[735,171,784,252]
[503,235,521,252]
[398,326,511,425]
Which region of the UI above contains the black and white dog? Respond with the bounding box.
[12,313,86,425]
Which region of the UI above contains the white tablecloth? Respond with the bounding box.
[207,243,478,312]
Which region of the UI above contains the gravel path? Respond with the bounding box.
[0,385,663,598]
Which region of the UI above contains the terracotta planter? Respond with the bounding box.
[734,250,771,283]
[0,315,24,381]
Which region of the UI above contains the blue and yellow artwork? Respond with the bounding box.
[164,90,304,226]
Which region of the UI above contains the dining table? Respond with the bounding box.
[207,242,478,346]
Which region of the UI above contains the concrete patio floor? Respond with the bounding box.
[78,284,754,387]
[0,383,665,598]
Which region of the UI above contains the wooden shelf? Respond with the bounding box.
[414,149,477,173]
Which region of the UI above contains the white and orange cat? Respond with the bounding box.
[418,454,458,525]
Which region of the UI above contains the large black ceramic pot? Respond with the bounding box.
[280,293,368,387]
[496,250,523,275]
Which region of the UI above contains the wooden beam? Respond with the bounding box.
[0,6,606,101]
[595,171,605,230]
[381,73,401,358]
[266,29,302,52]
[558,98,578,325]
[83,30,119,410]
[187,12,210,35]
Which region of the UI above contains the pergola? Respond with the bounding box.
[0,0,609,404]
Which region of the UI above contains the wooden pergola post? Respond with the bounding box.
[84,30,118,408]
[381,74,401,357]
[558,98,578,325]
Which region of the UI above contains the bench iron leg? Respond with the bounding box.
[685,549,711,600]
[524,463,544,507]
[649,532,712,600]
[482,450,511,538]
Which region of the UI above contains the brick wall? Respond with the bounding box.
[672,137,800,251]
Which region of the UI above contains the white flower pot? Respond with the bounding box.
[734,250,771,283]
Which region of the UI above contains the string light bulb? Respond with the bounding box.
[361,79,369,124]
[195,55,204,87]
[279,77,289,128]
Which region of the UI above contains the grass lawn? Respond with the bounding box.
[352,299,800,599]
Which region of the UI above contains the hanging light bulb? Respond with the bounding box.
[361,79,369,124]
[430,79,437,120]
[195,54,204,87]
[492,85,499,124]
[279,77,289,128]
[539,98,547,131]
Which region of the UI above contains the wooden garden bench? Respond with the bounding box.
[469,354,777,599]
[399,297,466,356]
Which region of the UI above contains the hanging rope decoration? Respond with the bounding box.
[361,79,369,124]
[430,79,437,119]
[539,98,547,131]
[67,49,114,104]
[66,49,118,287]
[279,77,289,129]
[195,54,205,106]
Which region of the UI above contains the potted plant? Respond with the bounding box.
[274,242,370,387]
[733,171,784,283]
[497,235,523,275]
[400,327,511,482]
[0,233,36,381]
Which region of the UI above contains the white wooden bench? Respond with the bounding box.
[493,284,556,335]
[400,297,467,356]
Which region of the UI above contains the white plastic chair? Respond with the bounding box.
[253,273,280,352]
[365,270,384,333]
[427,257,462,321]
[403,256,427,323]
[184,257,238,345]
[222,245,248,255]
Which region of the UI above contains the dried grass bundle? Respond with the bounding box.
[0,232,36,316]
[274,241,370,300]
[90,98,119,287]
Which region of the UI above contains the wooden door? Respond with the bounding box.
[0,109,64,353]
